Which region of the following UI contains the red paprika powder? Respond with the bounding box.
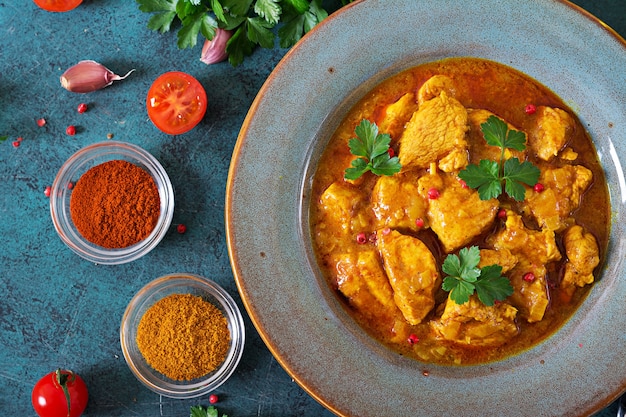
[70,160,160,248]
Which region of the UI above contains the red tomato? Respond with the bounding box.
[146,71,208,135]
[32,369,88,417]
[33,0,82,12]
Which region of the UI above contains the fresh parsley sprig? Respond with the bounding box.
[190,405,228,417]
[458,115,540,201]
[441,246,514,306]
[137,0,352,66]
[344,119,402,180]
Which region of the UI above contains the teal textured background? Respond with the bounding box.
[0,1,624,416]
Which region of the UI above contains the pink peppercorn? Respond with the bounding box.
[66,125,76,136]
[387,148,395,158]
[459,179,468,189]
[209,394,219,404]
[177,224,187,234]
[12,140,20,148]
[525,104,537,115]
[497,209,507,219]
[36,118,46,127]
[415,218,425,228]
[533,183,545,193]
[427,188,440,199]
[77,103,88,113]
[44,186,51,197]
[523,272,536,282]
[356,232,367,244]
[408,334,419,344]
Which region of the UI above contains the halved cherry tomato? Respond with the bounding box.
[146,71,208,135]
[33,0,82,12]
[32,369,88,417]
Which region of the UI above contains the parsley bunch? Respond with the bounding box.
[344,119,402,180]
[458,115,540,201]
[137,0,353,66]
[441,246,514,306]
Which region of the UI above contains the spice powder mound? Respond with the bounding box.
[69,159,160,248]
[136,293,231,381]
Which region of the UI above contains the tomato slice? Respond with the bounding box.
[33,0,82,12]
[146,71,208,135]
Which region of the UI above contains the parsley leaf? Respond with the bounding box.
[474,264,513,306]
[441,246,514,306]
[254,0,282,25]
[0,136,8,143]
[190,405,228,417]
[458,115,540,201]
[344,119,401,180]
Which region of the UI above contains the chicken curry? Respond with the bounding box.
[309,58,610,365]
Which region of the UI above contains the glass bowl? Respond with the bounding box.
[50,141,174,265]
[120,273,245,399]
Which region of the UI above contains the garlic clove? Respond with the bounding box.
[200,29,232,65]
[60,60,134,93]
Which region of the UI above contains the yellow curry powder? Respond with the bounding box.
[136,293,231,381]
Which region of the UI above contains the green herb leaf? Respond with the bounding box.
[458,115,539,201]
[0,135,8,143]
[473,264,513,306]
[247,17,276,49]
[137,0,177,13]
[277,0,327,48]
[190,405,228,417]
[254,0,282,25]
[226,25,255,66]
[344,119,401,180]
[441,246,514,306]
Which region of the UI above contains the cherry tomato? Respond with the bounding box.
[32,369,88,417]
[146,71,208,135]
[33,0,82,12]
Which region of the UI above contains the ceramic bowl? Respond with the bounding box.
[120,273,245,399]
[50,141,174,265]
[226,1,626,416]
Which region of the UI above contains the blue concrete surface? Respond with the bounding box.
[0,1,623,416]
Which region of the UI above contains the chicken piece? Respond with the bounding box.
[467,109,526,164]
[487,210,562,322]
[528,106,575,161]
[417,171,498,252]
[417,75,457,106]
[398,91,469,172]
[376,93,419,140]
[478,248,518,274]
[333,251,399,321]
[318,181,369,236]
[431,295,519,347]
[371,171,429,231]
[525,165,593,231]
[561,225,600,289]
[376,229,440,325]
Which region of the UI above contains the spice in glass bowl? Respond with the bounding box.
[69,160,160,248]
[136,293,231,381]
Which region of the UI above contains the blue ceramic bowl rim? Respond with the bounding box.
[226,1,626,416]
[49,141,174,265]
[119,273,246,399]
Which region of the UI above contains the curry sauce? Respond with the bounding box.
[309,58,610,365]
